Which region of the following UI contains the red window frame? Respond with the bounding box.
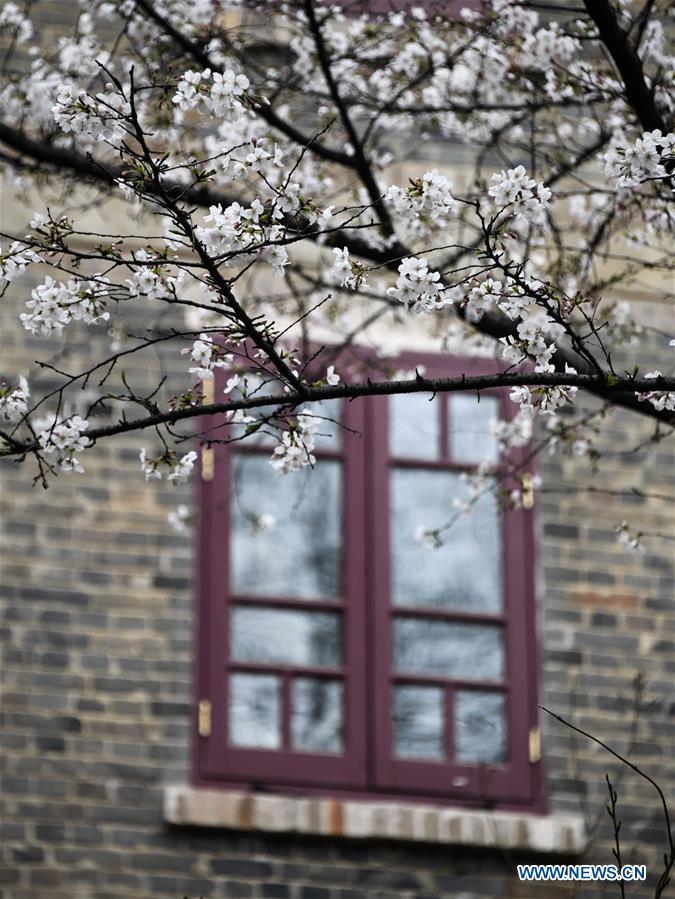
[194,352,544,811]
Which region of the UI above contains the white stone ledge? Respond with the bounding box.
[164,787,586,855]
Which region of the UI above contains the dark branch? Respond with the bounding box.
[7,371,675,458]
[582,0,668,134]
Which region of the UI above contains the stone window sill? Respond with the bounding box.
[164,787,586,855]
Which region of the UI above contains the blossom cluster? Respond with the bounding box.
[500,308,566,374]
[36,414,90,474]
[637,372,675,413]
[488,165,552,225]
[195,201,289,274]
[328,247,368,291]
[139,448,198,483]
[52,84,131,144]
[269,412,318,475]
[181,334,233,381]
[20,277,110,336]
[0,242,39,291]
[0,376,30,424]
[385,169,457,236]
[603,130,675,189]
[172,68,250,119]
[387,257,449,313]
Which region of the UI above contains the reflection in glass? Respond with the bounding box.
[455,691,507,763]
[292,678,343,753]
[231,606,341,668]
[449,395,500,464]
[229,673,280,748]
[230,455,341,598]
[394,685,444,760]
[393,617,504,681]
[389,393,439,459]
[391,468,502,611]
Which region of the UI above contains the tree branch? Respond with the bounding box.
[7,371,674,458]
[582,0,668,134]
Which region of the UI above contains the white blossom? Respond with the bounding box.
[603,130,675,188]
[328,247,366,290]
[0,242,39,290]
[20,276,110,336]
[52,84,131,143]
[172,67,249,118]
[615,520,645,554]
[489,165,552,223]
[181,333,231,380]
[387,257,448,313]
[0,376,30,423]
[270,411,318,474]
[36,414,90,473]
[140,448,198,483]
[466,278,502,320]
[166,450,198,483]
[168,504,191,533]
[385,170,457,223]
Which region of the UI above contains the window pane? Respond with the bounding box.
[302,399,342,449]
[229,673,280,749]
[230,386,341,449]
[455,691,507,763]
[391,468,502,612]
[449,395,499,464]
[292,678,343,753]
[230,455,341,598]
[389,393,439,459]
[393,617,504,681]
[231,607,341,668]
[393,685,444,760]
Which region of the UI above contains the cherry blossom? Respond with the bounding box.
[0,376,30,424]
[36,414,90,474]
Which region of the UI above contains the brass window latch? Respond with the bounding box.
[201,446,214,481]
[201,378,216,481]
[198,699,212,737]
[521,473,535,510]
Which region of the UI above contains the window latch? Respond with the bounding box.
[198,699,212,737]
[202,377,215,405]
[521,473,535,510]
[201,446,214,481]
[200,379,216,480]
[528,727,541,764]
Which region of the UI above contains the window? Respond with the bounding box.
[195,354,541,809]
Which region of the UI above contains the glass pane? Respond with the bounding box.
[230,455,341,598]
[231,606,341,668]
[455,691,507,763]
[301,399,342,449]
[230,380,341,449]
[393,617,504,681]
[393,685,444,760]
[391,468,502,612]
[389,393,439,459]
[228,374,281,445]
[449,395,499,464]
[292,678,343,753]
[229,673,280,749]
